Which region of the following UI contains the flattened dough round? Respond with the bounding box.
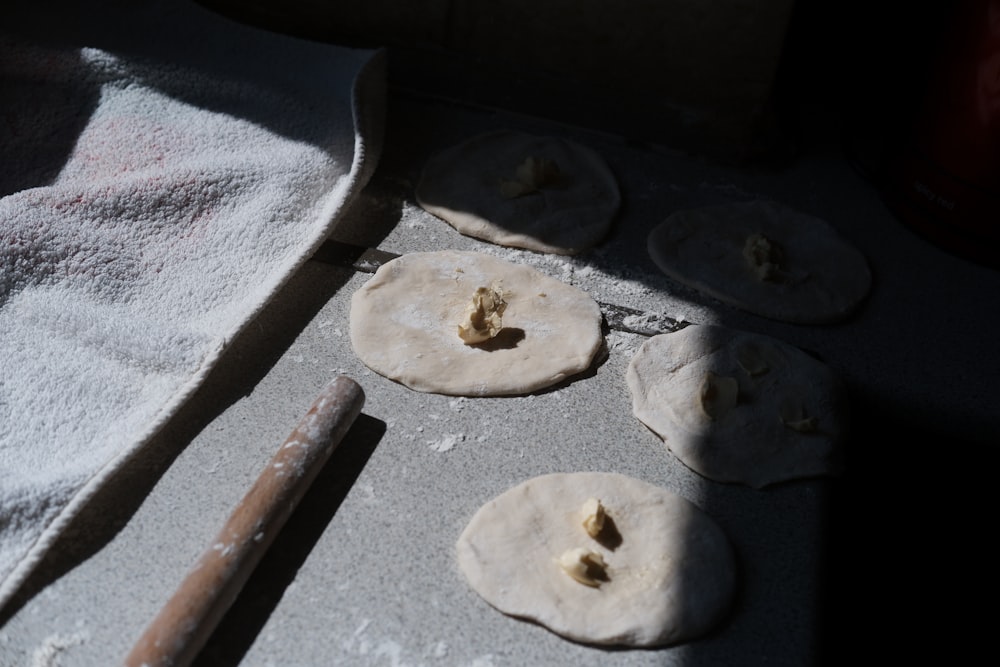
[456,472,736,647]
[627,324,847,488]
[415,130,620,255]
[648,199,871,324]
[350,250,603,396]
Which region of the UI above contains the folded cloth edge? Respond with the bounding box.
[0,46,387,616]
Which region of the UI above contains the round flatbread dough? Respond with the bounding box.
[627,324,847,488]
[350,250,603,396]
[647,199,871,324]
[456,472,736,648]
[415,130,620,255]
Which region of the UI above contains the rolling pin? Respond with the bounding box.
[124,376,365,667]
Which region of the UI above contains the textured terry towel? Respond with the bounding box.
[0,1,384,612]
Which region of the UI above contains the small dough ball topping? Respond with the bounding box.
[698,372,739,420]
[743,232,784,281]
[500,155,562,198]
[779,400,820,433]
[734,339,771,376]
[458,283,507,344]
[581,497,606,538]
[557,547,608,587]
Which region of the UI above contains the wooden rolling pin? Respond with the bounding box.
[124,376,365,667]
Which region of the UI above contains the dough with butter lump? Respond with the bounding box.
[627,324,847,488]
[415,130,620,255]
[647,199,871,324]
[456,472,736,647]
[350,250,603,396]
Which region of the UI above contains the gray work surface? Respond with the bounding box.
[2,64,998,666]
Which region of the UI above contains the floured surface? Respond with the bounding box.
[456,472,736,647]
[627,325,847,488]
[349,250,603,395]
[647,200,871,324]
[415,130,620,254]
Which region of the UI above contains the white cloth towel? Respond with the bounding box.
[0,1,384,612]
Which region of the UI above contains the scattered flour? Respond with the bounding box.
[403,202,429,228]
[480,244,664,311]
[428,434,464,453]
[605,330,643,357]
[317,320,344,337]
[30,632,88,667]
[339,617,454,667]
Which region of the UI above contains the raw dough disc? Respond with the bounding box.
[349,250,603,396]
[456,472,736,647]
[415,130,620,255]
[626,324,847,488]
[647,199,871,324]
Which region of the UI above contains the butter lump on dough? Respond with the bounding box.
[457,283,507,344]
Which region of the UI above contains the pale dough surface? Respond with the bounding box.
[627,324,847,488]
[456,472,736,647]
[647,199,871,324]
[350,250,603,396]
[415,130,620,255]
